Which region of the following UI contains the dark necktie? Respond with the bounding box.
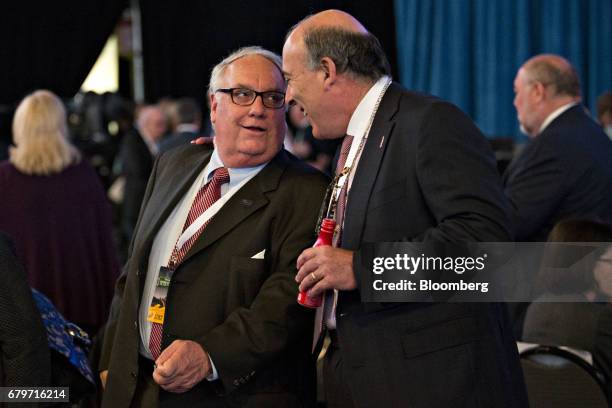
[334,134,354,243]
[149,167,230,359]
[313,135,354,352]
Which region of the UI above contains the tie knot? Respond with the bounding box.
[212,167,230,185]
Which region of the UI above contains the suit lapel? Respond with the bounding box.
[179,151,288,265]
[342,83,401,249]
[135,147,212,272]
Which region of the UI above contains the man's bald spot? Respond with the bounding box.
[521,53,581,98]
[288,9,367,43]
[523,54,572,74]
[301,9,367,32]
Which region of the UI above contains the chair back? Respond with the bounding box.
[520,345,610,408]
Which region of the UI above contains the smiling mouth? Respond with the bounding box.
[242,125,266,132]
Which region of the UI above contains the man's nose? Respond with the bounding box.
[285,86,295,107]
[248,94,266,116]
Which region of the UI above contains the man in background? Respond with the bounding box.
[158,98,203,154]
[504,54,612,242]
[119,105,167,247]
[597,90,612,140]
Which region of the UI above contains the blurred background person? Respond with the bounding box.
[0,89,120,336]
[504,54,612,242]
[285,104,339,175]
[117,104,166,250]
[158,97,203,154]
[597,91,612,141]
[523,219,612,394]
[0,231,51,386]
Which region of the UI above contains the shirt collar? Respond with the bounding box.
[176,124,199,133]
[204,149,268,187]
[346,75,391,140]
[539,102,579,134]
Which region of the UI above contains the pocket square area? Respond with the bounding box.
[251,249,265,259]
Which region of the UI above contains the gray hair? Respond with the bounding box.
[300,27,390,83]
[208,46,283,94]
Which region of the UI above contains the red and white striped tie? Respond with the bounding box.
[149,167,230,359]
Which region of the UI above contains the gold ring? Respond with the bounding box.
[311,272,318,281]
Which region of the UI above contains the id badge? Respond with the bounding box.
[147,266,173,324]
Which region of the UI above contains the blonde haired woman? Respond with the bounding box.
[0,90,119,334]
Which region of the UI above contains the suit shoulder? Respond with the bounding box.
[157,142,213,165]
[390,84,470,123]
[278,150,330,186]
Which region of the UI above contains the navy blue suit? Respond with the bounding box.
[335,83,528,408]
[503,105,612,241]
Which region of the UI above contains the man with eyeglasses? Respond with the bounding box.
[99,46,327,407]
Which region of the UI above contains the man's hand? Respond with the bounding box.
[100,370,108,389]
[190,136,214,145]
[152,340,212,393]
[296,247,356,296]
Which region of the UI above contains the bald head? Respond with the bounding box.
[521,54,581,99]
[513,54,582,137]
[290,9,368,37]
[284,9,390,83]
[137,105,167,143]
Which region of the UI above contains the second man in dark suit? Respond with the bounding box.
[285,10,528,408]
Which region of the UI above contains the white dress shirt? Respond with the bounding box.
[138,148,266,379]
[325,75,392,329]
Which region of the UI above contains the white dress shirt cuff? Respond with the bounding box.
[206,356,219,381]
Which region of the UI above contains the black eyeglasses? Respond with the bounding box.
[215,88,285,109]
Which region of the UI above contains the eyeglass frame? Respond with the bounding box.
[215,87,286,109]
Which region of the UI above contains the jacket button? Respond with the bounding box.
[131,372,137,379]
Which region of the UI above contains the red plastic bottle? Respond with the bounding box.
[297,218,336,308]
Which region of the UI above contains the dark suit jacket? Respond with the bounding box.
[503,105,612,241]
[335,83,528,407]
[524,296,612,396]
[119,129,155,245]
[100,144,328,407]
[0,231,51,387]
[157,130,199,154]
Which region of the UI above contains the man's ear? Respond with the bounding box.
[532,81,547,102]
[319,57,337,89]
[209,92,217,124]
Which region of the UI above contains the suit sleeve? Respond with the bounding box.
[99,154,162,372]
[503,138,567,240]
[353,101,511,288]
[0,233,51,385]
[199,173,328,394]
[415,102,511,243]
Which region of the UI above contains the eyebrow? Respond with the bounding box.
[232,83,285,93]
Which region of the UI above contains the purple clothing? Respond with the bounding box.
[0,160,120,330]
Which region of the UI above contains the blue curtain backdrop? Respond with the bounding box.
[394,0,612,140]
